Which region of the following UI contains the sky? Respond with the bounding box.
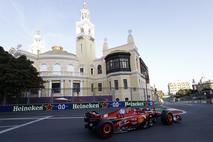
[0,0,213,92]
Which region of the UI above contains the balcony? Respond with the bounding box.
[39,71,86,77]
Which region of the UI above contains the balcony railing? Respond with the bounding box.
[39,71,86,77]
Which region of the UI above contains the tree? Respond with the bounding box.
[175,89,192,98]
[0,46,44,105]
[157,90,165,99]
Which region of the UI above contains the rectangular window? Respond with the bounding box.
[91,68,93,75]
[91,83,94,92]
[110,60,113,69]
[120,58,128,69]
[73,83,80,94]
[52,83,60,93]
[80,68,84,73]
[98,83,102,91]
[123,79,128,89]
[114,59,120,69]
[114,80,119,90]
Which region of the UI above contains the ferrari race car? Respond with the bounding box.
[84,107,183,138]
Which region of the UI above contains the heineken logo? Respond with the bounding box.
[72,103,99,109]
[125,101,145,107]
[13,105,43,112]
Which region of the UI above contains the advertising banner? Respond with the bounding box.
[0,106,13,112]
[43,104,72,111]
[99,101,125,108]
[0,101,160,112]
[12,105,44,112]
[72,102,100,109]
[124,101,145,107]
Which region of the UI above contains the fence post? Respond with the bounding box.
[93,88,95,102]
[38,89,41,98]
[130,88,133,101]
[51,89,53,104]
[27,90,30,105]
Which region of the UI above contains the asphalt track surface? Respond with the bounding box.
[0,103,213,142]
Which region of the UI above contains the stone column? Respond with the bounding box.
[70,80,73,96]
[80,80,83,96]
[61,80,64,96]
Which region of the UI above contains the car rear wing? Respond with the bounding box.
[84,111,101,122]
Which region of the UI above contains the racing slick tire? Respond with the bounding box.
[143,114,155,128]
[148,114,155,127]
[161,110,173,125]
[96,119,113,138]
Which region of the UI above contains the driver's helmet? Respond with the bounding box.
[119,108,125,114]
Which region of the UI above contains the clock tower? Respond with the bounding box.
[76,0,95,66]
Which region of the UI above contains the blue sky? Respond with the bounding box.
[0,0,213,92]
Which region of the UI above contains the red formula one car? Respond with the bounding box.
[84,107,183,138]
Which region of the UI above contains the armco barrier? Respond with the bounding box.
[0,101,159,112]
[178,99,213,104]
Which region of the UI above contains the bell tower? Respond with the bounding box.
[32,31,45,54]
[76,0,95,64]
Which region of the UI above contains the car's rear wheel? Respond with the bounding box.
[96,119,113,138]
[161,110,173,125]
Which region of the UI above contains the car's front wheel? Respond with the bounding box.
[161,110,173,125]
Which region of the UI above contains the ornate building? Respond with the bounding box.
[9,1,150,101]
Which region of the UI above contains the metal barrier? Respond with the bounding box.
[174,90,213,104]
[0,100,162,112]
[0,87,159,105]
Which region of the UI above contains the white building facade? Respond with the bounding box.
[10,2,151,101]
[168,81,191,95]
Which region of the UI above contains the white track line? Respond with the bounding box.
[0,116,84,121]
[0,116,51,135]
[48,116,83,120]
[0,125,17,128]
[0,117,43,121]
[0,116,83,121]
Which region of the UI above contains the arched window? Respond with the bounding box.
[97,65,102,74]
[53,63,61,75]
[67,64,74,72]
[40,63,47,71]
